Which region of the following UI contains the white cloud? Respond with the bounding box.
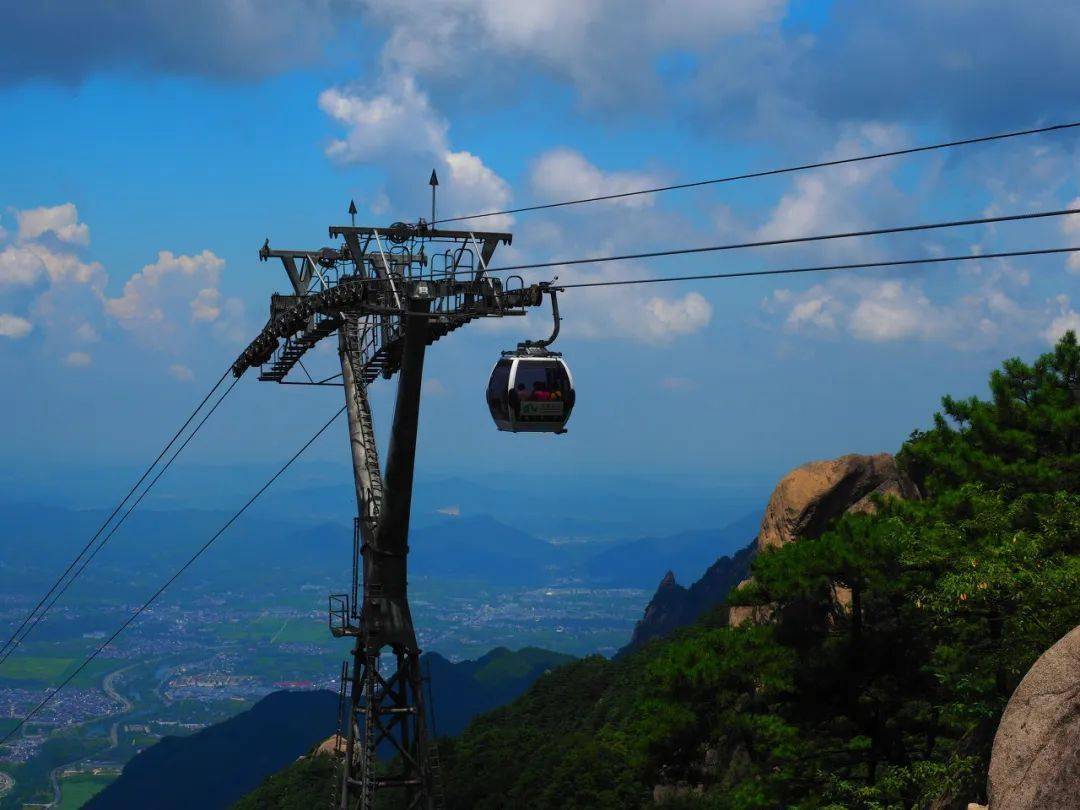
[191,288,222,322]
[169,363,195,382]
[1044,296,1080,344]
[0,204,105,357]
[32,245,102,285]
[16,203,90,245]
[530,149,660,210]
[320,75,446,161]
[442,150,512,228]
[780,287,839,331]
[0,205,246,363]
[0,313,32,338]
[0,245,46,287]
[848,281,944,342]
[319,76,511,226]
[0,243,102,288]
[642,293,713,342]
[755,124,909,242]
[769,279,950,343]
[63,351,92,367]
[1063,198,1080,236]
[567,271,713,345]
[767,270,1080,350]
[106,250,240,349]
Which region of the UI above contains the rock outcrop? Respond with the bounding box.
[757,453,917,551]
[314,734,345,757]
[622,453,917,648]
[986,624,1080,809]
[729,453,916,625]
[621,543,756,654]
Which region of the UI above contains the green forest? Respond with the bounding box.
[244,333,1080,810]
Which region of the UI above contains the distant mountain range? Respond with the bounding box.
[584,511,761,588]
[84,646,572,810]
[0,500,759,595]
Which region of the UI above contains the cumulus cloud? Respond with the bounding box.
[767,268,1077,350]
[0,244,103,287]
[1044,296,1080,344]
[553,259,713,346]
[106,250,239,348]
[0,1,341,85]
[320,75,511,226]
[755,124,910,244]
[321,75,446,161]
[530,149,661,210]
[487,151,714,346]
[16,203,90,245]
[0,205,100,289]
[0,245,46,287]
[642,293,713,342]
[847,281,945,342]
[0,314,32,338]
[0,204,244,369]
[768,279,961,343]
[0,203,105,354]
[783,289,840,331]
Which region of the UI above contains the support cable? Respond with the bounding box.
[432,120,1080,224]
[0,376,242,667]
[0,404,347,747]
[556,246,1080,289]
[0,367,233,661]
[481,207,1080,275]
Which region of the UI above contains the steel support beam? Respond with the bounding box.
[367,297,430,650]
[338,296,435,810]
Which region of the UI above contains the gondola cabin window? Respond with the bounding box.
[487,358,512,421]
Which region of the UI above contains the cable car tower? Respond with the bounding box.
[231,202,553,810]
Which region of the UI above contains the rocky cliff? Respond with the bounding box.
[755,452,918,551]
[621,542,756,652]
[728,452,917,625]
[625,453,917,648]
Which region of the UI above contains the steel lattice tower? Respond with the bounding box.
[231,216,545,809]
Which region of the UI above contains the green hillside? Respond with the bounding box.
[241,333,1080,809]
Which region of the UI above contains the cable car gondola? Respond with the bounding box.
[486,285,575,434]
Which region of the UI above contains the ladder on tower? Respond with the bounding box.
[359,655,379,810]
[427,739,447,810]
[343,315,385,543]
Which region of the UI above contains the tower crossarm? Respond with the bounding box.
[232,275,546,380]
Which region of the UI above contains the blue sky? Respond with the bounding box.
[2,1,1079,492]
